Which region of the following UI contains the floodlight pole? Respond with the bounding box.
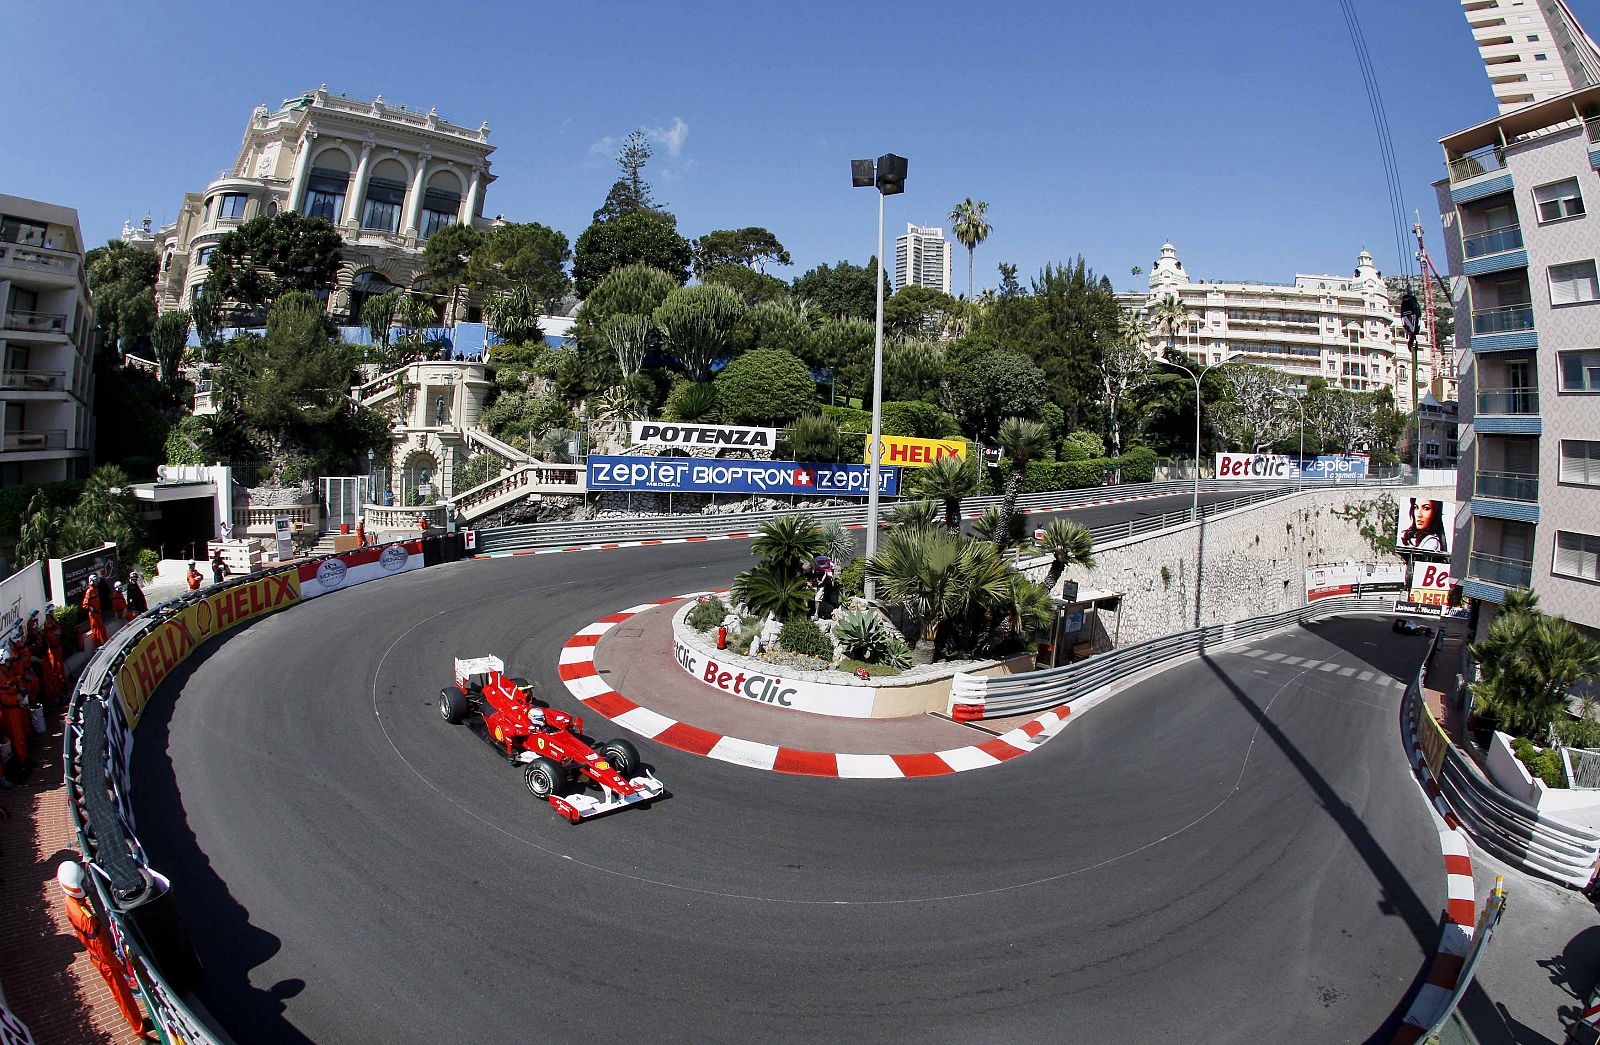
[865,189,886,601]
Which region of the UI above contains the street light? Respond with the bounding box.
[1155,351,1233,523]
[1268,386,1306,491]
[851,153,907,602]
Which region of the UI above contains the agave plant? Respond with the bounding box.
[834,608,891,662]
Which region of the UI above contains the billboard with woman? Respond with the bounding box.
[1396,497,1454,555]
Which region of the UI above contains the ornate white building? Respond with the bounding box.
[153,86,496,324]
[1134,242,1425,397]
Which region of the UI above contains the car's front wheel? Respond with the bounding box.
[600,737,640,777]
[525,757,566,800]
[439,687,468,724]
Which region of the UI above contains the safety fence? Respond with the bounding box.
[948,595,1397,720]
[474,476,1398,556]
[1402,651,1600,889]
[62,535,462,1044]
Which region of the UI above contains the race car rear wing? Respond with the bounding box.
[454,655,506,688]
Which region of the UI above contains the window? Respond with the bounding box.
[1535,178,1585,222]
[1554,530,1600,581]
[194,247,215,268]
[1534,52,1548,59]
[0,216,48,246]
[218,194,248,220]
[1549,260,1600,304]
[1560,350,1600,390]
[361,178,406,233]
[303,167,348,224]
[1561,440,1600,485]
[1542,72,1557,80]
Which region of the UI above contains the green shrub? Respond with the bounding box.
[1119,445,1158,483]
[779,616,833,659]
[822,405,872,433]
[663,380,719,423]
[1552,716,1600,750]
[1060,430,1105,462]
[1512,736,1567,789]
[687,595,729,632]
[839,559,866,600]
[880,401,958,439]
[136,549,161,577]
[715,347,817,426]
[53,605,81,630]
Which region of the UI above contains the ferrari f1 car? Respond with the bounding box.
[438,656,664,822]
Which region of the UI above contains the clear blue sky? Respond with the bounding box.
[5,0,1588,296]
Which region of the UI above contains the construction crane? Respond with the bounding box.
[1410,216,1456,402]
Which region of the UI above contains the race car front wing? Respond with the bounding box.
[547,771,665,823]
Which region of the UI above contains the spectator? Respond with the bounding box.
[111,582,128,623]
[126,572,148,616]
[0,649,29,766]
[416,514,429,534]
[220,520,233,541]
[211,550,226,584]
[57,862,154,1040]
[185,562,203,592]
[382,488,396,507]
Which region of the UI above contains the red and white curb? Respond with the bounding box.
[1392,697,1476,1044]
[556,593,1071,778]
[472,492,1159,559]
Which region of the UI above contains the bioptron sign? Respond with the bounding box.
[587,455,900,497]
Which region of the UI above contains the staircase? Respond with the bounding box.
[453,462,587,522]
[352,364,411,408]
[463,426,530,466]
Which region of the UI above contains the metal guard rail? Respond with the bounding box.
[951,595,1397,720]
[475,476,1399,555]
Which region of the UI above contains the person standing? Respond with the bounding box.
[355,515,367,548]
[210,550,226,585]
[185,562,203,592]
[111,583,129,624]
[125,572,148,617]
[40,605,65,705]
[82,574,108,647]
[0,651,29,765]
[56,862,154,1040]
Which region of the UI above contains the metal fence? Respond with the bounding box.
[1567,748,1600,790]
[952,595,1397,719]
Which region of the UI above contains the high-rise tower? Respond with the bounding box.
[1460,0,1600,112]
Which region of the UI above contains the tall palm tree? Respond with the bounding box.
[1151,293,1189,355]
[1038,518,1096,592]
[916,453,981,533]
[487,284,543,346]
[750,514,828,581]
[993,417,1050,550]
[948,198,992,301]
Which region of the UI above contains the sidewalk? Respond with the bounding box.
[0,629,145,1044]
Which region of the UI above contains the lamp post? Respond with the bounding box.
[1398,291,1422,480]
[851,153,907,601]
[1269,387,1306,492]
[1155,352,1232,523]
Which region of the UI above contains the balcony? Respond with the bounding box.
[1472,304,1534,335]
[1448,144,1514,203]
[2,309,68,335]
[1468,551,1535,589]
[1474,386,1541,434]
[1,429,67,452]
[0,243,77,277]
[0,370,65,393]
[1475,470,1539,502]
[1464,225,1524,259]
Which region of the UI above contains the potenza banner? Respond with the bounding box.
[1305,562,1406,601]
[864,435,968,467]
[1214,453,1369,481]
[1397,560,1454,615]
[629,421,777,451]
[115,572,302,728]
[588,456,900,497]
[297,539,424,598]
[1396,496,1456,556]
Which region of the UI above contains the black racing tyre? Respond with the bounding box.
[439,687,468,724]
[524,757,566,800]
[600,738,640,777]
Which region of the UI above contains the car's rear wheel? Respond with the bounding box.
[439,687,468,724]
[600,738,640,777]
[525,757,566,800]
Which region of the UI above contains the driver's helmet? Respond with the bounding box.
[114,582,126,593]
[527,706,546,726]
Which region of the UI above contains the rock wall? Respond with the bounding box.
[1030,486,1450,648]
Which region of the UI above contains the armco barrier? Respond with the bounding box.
[62,535,452,1044]
[948,595,1396,720]
[475,476,1396,556]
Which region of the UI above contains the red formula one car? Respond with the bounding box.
[438,656,664,823]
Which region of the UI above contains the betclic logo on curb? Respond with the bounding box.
[674,640,797,707]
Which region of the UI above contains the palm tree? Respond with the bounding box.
[750,514,828,581]
[1470,601,1600,737]
[1038,518,1096,592]
[993,417,1050,550]
[884,498,940,531]
[865,527,1008,664]
[1151,292,1188,355]
[971,506,1028,548]
[948,198,992,301]
[916,453,981,533]
[487,284,544,346]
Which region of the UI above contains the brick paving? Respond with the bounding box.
[0,637,147,1045]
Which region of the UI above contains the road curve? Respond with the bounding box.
[131,502,1443,1044]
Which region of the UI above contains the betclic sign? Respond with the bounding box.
[864,436,968,467]
[630,421,777,451]
[672,639,876,717]
[1214,453,1369,480]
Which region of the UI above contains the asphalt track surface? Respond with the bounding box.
[132,490,1444,1043]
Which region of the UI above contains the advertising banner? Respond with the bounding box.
[1304,562,1406,601]
[115,572,302,728]
[1396,560,1454,616]
[0,560,48,637]
[864,435,968,467]
[1214,453,1369,481]
[673,638,876,718]
[297,539,425,599]
[48,542,119,607]
[588,456,900,497]
[1395,496,1456,556]
[629,421,777,452]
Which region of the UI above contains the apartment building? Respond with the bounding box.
[894,223,952,295]
[0,195,95,483]
[1460,0,1600,113]
[154,86,496,325]
[1434,83,1600,638]
[1133,242,1419,397]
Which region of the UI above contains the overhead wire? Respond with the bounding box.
[1337,0,1417,285]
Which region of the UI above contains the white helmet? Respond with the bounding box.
[0,648,11,666]
[56,860,86,898]
[115,582,126,593]
[87,573,100,585]
[44,602,54,616]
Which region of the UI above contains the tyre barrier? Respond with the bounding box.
[63,535,464,1043]
[473,476,1398,556]
[947,595,1398,720]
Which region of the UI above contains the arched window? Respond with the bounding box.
[420,170,462,240]
[304,149,351,224]
[348,270,400,324]
[362,159,408,234]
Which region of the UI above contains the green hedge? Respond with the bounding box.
[822,405,871,433]
[985,447,1158,494]
[879,401,959,439]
